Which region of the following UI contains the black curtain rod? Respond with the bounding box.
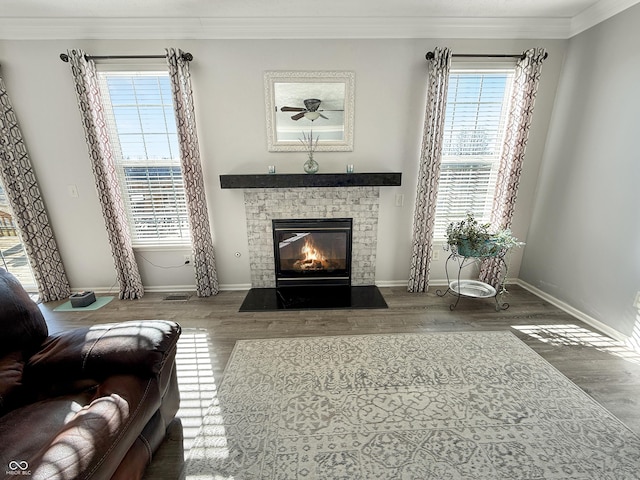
[59,52,193,62]
[425,51,548,61]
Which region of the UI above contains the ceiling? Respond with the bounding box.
[0,0,638,40]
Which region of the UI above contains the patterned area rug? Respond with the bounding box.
[184,332,640,479]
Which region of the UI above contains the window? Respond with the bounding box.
[97,71,190,246]
[434,69,514,238]
[0,183,37,290]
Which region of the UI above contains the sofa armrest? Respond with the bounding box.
[25,320,181,384]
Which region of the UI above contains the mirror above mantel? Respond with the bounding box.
[264,70,355,152]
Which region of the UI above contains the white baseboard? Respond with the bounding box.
[375,278,518,290]
[515,279,628,343]
[74,287,120,295]
[85,279,462,294]
[375,280,408,288]
[141,285,197,293]
[219,283,252,291]
[77,283,252,295]
[376,279,456,288]
[144,283,252,292]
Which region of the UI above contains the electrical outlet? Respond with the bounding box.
[432,249,440,261]
[183,255,192,265]
[395,194,404,207]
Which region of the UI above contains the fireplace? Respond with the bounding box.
[239,188,388,311]
[272,218,352,287]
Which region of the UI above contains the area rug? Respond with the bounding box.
[53,295,114,311]
[184,332,640,479]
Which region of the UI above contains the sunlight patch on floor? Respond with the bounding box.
[176,329,234,479]
[627,307,640,353]
[175,329,224,454]
[513,323,640,365]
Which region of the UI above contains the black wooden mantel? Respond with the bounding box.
[219,172,402,189]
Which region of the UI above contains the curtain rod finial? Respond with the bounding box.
[181,52,193,62]
[425,51,435,61]
[60,53,69,63]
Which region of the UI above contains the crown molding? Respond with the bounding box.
[0,16,572,40]
[570,0,640,36]
[1,0,638,41]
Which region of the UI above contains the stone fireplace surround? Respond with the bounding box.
[244,187,380,288]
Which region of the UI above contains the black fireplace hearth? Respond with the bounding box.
[239,285,388,312]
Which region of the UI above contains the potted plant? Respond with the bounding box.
[445,213,524,257]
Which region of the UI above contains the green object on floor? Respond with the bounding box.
[54,296,114,311]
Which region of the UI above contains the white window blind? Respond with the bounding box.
[434,69,514,238]
[97,71,190,246]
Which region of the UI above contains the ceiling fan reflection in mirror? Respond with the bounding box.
[280,98,344,121]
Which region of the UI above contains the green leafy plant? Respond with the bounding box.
[492,227,525,250]
[446,213,524,257]
[445,213,525,294]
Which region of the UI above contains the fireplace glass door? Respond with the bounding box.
[273,218,352,287]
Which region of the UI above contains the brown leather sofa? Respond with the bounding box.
[0,269,181,479]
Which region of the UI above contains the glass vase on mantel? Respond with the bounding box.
[303,152,319,174]
[299,130,320,174]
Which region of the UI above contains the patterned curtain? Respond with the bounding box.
[480,48,548,287]
[408,47,451,293]
[65,49,144,299]
[0,74,71,301]
[166,48,219,297]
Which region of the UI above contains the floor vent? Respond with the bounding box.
[163,294,191,301]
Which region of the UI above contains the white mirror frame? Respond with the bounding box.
[264,71,355,152]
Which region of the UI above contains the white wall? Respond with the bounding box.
[520,4,640,338]
[0,37,566,292]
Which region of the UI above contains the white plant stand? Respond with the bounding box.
[436,245,509,311]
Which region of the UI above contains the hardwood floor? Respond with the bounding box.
[39,285,640,478]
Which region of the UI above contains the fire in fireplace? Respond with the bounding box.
[272,218,352,287]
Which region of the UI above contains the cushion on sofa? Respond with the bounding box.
[0,373,164,480]
[0,351,25,415]
[26,320,181,385]
[0,268,47,357]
